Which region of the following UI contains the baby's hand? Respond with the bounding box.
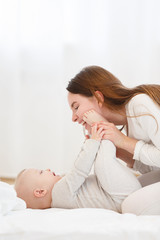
[90,124,104,141]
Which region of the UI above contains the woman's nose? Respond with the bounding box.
[72,113,78,122]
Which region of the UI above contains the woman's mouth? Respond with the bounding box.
[80,120,86,126]
[52,172,56,176]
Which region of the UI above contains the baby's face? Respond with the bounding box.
[21,168,61,191]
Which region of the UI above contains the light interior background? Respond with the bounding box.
[0,0,160,177]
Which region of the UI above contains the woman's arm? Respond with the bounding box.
[116,147,159,173]
[98,122,138,154]
[103,94,160,169]
[116,148,135,168]
[101,121,160,168]
[131,95,160,168]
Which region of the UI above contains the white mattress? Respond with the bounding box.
[1,208,160,240]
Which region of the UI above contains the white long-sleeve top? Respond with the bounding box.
[125,93,160,173]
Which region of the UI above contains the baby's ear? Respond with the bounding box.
[33,188,47,198]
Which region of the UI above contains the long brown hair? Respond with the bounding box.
[66,65,160,112]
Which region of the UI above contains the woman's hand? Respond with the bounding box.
[97,122,138,154]
[97,122,126,148]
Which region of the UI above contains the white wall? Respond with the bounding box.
[0,0,160,177]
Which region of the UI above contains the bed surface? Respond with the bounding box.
[1,208,160,240]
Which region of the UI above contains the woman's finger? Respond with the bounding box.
[99,130,106,138]
[91,121,105,126]
[91,123,97,134]
[98,123,115,129]
[97,126,104,134]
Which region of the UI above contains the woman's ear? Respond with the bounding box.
[33,188,47,198]
[94,91,104,107]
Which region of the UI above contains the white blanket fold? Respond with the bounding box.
[0,181,26,216]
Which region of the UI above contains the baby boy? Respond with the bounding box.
[15,118,141,212]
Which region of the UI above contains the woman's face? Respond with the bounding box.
[67,92,102,131]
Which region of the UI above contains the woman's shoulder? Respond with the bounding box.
[126,93,159,115]
[129,93,152,105]
[127,93,155,108]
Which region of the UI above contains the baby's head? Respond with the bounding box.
[14,168,62,209]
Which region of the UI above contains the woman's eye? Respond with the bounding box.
[74,106,79,110]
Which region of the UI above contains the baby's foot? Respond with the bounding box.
[83,110,107,126]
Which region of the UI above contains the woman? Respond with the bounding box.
[66,65,160,214]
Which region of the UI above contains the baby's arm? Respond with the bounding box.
[63,125,104,191]
[52,126,104,208]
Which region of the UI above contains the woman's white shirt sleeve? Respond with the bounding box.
[127,94,160,170]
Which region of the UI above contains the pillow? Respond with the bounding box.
[0,181,26,216]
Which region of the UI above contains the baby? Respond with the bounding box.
[15,113,141,211]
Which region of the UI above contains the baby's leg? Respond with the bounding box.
[83,110,108,126]
[94,140,141,211]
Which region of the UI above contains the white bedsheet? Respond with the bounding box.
[1,208,160,240]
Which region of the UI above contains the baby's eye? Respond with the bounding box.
[40,170,43,174]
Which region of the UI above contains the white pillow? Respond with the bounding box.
[0,181,26,216]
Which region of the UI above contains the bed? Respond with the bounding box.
[1,181,160,240]
[1,207,160,240]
